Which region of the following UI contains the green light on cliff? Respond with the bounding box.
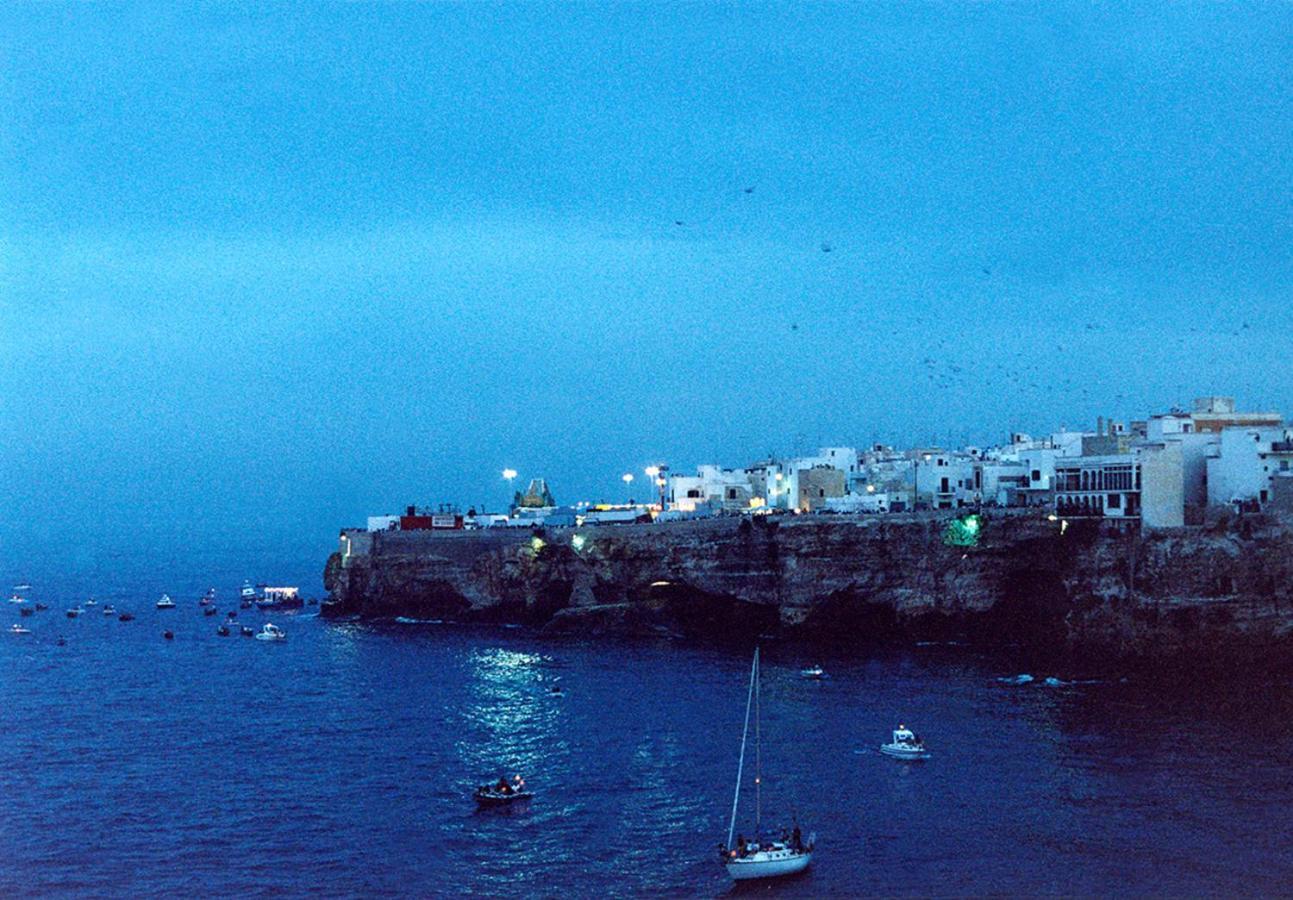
[944,513,983,548]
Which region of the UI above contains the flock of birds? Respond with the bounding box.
[658,182,1270,437]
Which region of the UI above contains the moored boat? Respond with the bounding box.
[474,776,531,807]
[879,725,929,760]
[256,586,303,610]
[800,665,826,679]
[156,594,176,610]
[255,623,287,641]
[718,648,814,881]
[10,623,31,635]
[66,606,84,619]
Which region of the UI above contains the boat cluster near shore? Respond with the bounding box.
[6,582,316,643]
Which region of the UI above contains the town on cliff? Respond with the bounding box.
[358,395,1292,536]
[327,395,1293,662]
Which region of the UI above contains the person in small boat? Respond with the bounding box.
[495,777,512,795]
[735,834,746,858]
[791,825,803,851]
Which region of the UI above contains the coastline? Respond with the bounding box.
[323,509,1293,666]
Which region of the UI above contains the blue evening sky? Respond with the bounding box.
[2,4,1290,567]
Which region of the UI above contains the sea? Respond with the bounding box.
[3,547,1293,898]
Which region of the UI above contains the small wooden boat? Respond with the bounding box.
[473,784,533,807]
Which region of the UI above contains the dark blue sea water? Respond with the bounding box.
[4,554,1293,897]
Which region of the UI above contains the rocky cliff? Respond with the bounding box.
[323,511,1293,661]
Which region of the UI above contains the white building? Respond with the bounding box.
[666,465,754,512]
[1055,454,1140,519]
[1206,425,1293,509]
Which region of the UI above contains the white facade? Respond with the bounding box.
[367,515,401,532]
[914,453,978,509]
[1206,426,1293,508]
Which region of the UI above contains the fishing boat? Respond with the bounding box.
[203,606,218,617]
[255,623,287,642]
[239,580,257,605]
[118,612,135,622]
[718,648,814,881]
[66,606,84,619]
[217,625,230,636]
[34,603,48,611]
[102,605,116,616]
[84,598,97,607]
[473,775,532,807]
[156,594,176,610]
[19,606,33,617]
[8,594,26,604]
[240,626,255,637]
[879,725,929,760]
[10,623,31,635]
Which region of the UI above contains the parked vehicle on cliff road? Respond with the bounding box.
[880,725,929,760]
[718,647,814,881]
[255,623,286,642]
[156,594,175,610]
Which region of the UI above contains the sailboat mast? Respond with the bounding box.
[726,649,758,851]
[754,646,762,837]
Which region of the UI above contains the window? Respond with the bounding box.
[1108,493,1121,509]
[687,489,702,499]
[1260,490,1269,503]
[1031,469,1041,481]
[1282,460,1289,471]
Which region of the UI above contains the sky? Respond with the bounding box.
[2,3,1291,570]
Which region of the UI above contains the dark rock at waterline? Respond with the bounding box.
[324,511,1293,661]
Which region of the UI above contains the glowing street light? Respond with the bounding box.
[503,469,518,513]
[622,472,634,503]
[645,465,660,478]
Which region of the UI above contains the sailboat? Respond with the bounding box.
[718,647,814,881]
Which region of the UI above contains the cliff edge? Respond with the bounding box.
[323,511,1293,660]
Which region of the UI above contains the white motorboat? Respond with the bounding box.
[8,594,25,604]
[156,594,176,610]
[800,666,826,679]
[718,648,814,881]
[240,580,258,604]
[10,623,31,635]
[879,725,930,760]
[255,623,287,642]
[84,598,97,606]
[66,606,84,618]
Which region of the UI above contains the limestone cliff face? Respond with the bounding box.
[322,512,1293,658]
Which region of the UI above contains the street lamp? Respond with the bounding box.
[503,469,517,513]
[645,465,668,510]
[622,472,634,504]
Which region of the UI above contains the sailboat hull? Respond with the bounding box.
[726,850,811,880]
